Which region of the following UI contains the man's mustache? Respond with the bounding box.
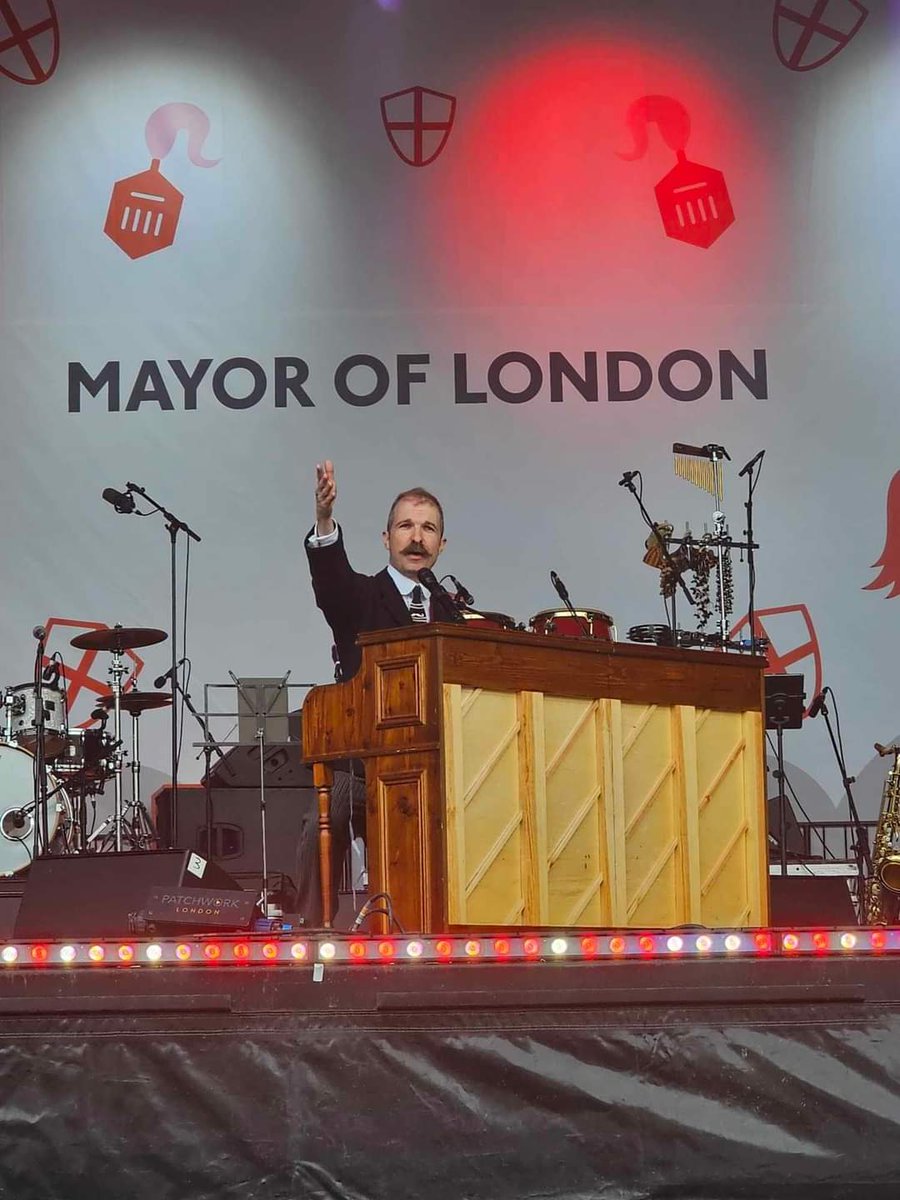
[402,542,428,556]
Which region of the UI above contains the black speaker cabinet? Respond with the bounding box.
[769,873,858,926]
[153,785,315,893]
[14,849,243,939]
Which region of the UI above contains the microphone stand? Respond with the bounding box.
[126,481,201,846]
[816,689,871,907]
[619,474,695,635]
[173,677,225,864]
[739,450,764,653]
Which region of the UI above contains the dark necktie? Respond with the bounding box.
[409,584,428,623]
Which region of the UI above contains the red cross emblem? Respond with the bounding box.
[381,85,456,167]
[730,604,822,717]
[773,0,868,72]
[43,618,144,729]
[0,0,59,85]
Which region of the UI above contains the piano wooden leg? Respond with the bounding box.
[312,762,334,928]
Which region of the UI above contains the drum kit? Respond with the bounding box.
[0,625,172,876]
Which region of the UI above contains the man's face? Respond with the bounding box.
[383,498,446,581]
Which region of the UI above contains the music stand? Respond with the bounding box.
[765,674,805,879]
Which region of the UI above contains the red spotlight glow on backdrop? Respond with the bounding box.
[430,37,775,313]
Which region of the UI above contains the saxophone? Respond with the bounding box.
[865,743,900,925]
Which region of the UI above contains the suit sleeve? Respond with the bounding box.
[305,524,369,643]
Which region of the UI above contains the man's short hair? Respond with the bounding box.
[386,487,444,534]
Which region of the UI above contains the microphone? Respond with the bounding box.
[807,689,827,719]
[416,567,448,598]
[738,449,765,479]
[41,661,60,686]
[618,470,639,487]
[32,625,46,642]
[153,657,187,689]
[447,574,474,607]
[550,570,573,606]
[102,486,136,515]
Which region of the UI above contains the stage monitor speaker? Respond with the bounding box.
[14,850,245,939]
[769,874,858,926]
[153,785,316,897]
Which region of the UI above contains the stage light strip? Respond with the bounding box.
[0,927,896,968]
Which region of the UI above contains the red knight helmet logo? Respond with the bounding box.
[381,85,456,167]
[104,102,220,260]
[773,1,868,72]
[0,0,59,85]
[864,470,900,598]
[619,96,735,250]
[730,604,823,717]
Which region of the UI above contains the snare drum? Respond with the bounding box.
[0,743,72,875]
[3,681,67,758]
[54,728,115,788]
[461,610,518,631]
[529,608,615,641]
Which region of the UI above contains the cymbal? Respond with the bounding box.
[70,626,168,652]
[99,690,173,713]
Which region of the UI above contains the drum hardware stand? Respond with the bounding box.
[808,686,871,915]
[765,676,806,881]
[122,481,201,846]
[619,470,696,634]
[31,625,52,858]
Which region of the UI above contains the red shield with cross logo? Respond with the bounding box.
[43,618,145,729]
[773,0,868,72]
[730,604,822,717]
[0,0,59,85]
[381,85,456,167]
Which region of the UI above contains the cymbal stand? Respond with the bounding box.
[107,647,127,851]
[123,710,159,849]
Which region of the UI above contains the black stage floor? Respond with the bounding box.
[1,937,899,1199]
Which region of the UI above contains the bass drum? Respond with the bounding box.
[0,743,72,875]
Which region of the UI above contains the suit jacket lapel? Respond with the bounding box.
[376,568,414,627]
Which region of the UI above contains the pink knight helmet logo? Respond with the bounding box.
[864,470,900,598]
[104,102,220,260]
[773,0,868,73]
[619,95,735,250]
[381,85,456,167]
[0,0,59,85]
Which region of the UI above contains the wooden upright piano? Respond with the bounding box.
[302,624,768,934]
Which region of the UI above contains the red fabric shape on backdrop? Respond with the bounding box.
[864,471,900,599]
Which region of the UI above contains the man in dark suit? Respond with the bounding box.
[306,459,458,679]
[296,460,458,925]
